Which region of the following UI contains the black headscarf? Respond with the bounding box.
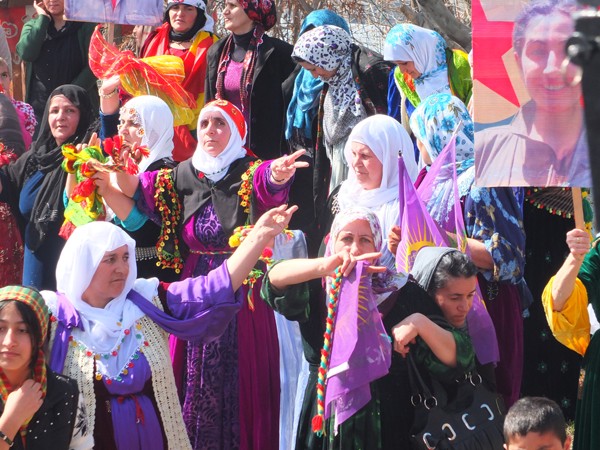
[26,84,93,252]
[165,4,208,42]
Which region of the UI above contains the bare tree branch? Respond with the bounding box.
[416,0,472,50]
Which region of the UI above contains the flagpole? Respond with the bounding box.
[572,187,585,230]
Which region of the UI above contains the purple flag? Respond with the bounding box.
[324,261,391,428]
[418,136,499,365]
[396,153,448,273]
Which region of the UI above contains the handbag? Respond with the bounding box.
[407,354,506,450]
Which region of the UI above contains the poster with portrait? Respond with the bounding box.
[473,0,591,187]
[64,0,163,26]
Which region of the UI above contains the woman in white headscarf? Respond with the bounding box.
[82,94,179,281]
[41,204,296,450]
[327,114,417,268]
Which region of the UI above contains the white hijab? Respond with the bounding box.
[120,95,174,173]
[191,103,247,182]
[338,114,417,211]
[55,221,158,379]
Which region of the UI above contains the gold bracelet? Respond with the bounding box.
[100,88,118,99]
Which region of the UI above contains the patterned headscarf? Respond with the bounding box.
[383,24,450,100]
[165,0,215,35]
[0,286,49,438]
[292,25,366,148]
[285,10,350,142]
[409,93,475,222]
[238,0,277,31]
[191,99,248,182]
[119,95,174,173]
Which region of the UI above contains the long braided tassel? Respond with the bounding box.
[312,267,343,436]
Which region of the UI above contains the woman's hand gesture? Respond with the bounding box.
[323,249,386,277]
[566,228,591,261]
[2,380,43,428]
[253,204,299,239]
[269,150,309,185]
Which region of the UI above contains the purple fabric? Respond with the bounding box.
[222,61,248,123]
[48,293,83,373]
[128,262,241,343]
[324,261,391,426]
[135,161,287,450]
[416,137,499,365]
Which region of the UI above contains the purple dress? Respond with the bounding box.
[138,159,289,450]
[48,263,241,449]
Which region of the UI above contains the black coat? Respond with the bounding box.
[205,34,296,161]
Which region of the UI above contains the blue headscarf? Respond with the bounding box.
[285,10,350,141]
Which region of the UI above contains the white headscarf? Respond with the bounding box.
[191,101,248,182]
[55,221,157,379]
[383,24,451,100]
[119,95,174,173]
[338,114,417,219]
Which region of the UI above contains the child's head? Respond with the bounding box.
[504,397,571,450]
[0,57,11,94]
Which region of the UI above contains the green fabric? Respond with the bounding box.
[16,16,98,110]
[393,48,473,109]
[571,242,600,450]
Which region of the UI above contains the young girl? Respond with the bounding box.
[0,285,92,449]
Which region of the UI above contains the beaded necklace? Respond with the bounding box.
[67,321,149,384]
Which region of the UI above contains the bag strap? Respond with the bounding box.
[406,353,434,400]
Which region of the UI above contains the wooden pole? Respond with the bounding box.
[572,187,585,230]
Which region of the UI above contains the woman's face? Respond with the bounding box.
[515,11,581,113]
[416,139,432,166]
[333,219,376,257]
[433,276,477,328]
[298,61,337,81]
[169,4,198,33]
[393,60,421,79]
[223,0,254,35]
[118,110,143,152]
[198,111,232,157]
[0,303,33,383]
[82,245,130,308]
[43,0,64,17]
[349,142,383,190]
[0,62,10,94]
[48,94,80,146]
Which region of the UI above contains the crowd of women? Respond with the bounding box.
[0,0,595,448]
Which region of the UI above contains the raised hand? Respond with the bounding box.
[252,204,299,238]
[566,228,591,261]
[387,225,401,256]
[269,150,310,184]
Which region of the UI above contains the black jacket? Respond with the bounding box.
[2,369,83,450]
[205,34,296,161]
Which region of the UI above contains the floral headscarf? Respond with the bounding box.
[191,99,248,182]
[119,95,174,173]
[383,24,450,100]
[409,93,475,222]
[326,208,407,301]
[238,0,277,31]
[292,25,366,148]
[285,10,350,142]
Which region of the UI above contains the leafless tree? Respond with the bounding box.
[206,0,472,51]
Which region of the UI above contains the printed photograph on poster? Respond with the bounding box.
[473,0,591,188]
[64,0,163,26]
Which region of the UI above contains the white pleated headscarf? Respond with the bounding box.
[55,221,156,379]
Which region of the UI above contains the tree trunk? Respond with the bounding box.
[417,0,472,50]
